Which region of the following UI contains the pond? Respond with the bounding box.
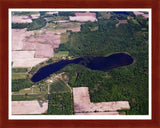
[31,52,134,82]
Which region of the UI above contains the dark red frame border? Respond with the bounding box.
[0,0,160,128]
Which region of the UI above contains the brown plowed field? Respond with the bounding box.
[12,51,48,67]
[12,100,48,115]
[12,29,34,50]
[12,21,81,67]
[73,87,130,114]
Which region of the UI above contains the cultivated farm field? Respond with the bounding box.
[12,100,48,114]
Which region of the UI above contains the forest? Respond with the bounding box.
[57,12,149,115]
[46,93,74,115]
[26,18,47,31]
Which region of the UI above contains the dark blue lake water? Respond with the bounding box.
[31,53,133,82]
[113,12,129,15]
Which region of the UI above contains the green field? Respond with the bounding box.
[12,94,46,101]
[54,51,69,58]
[45,16,69,22]
[45,22,80,31]
[50,80,71,93]
[13,11,39,16]
[12,68,28,73]
[17,85,40,94]
[60,32,70,44]
[12,73,27,79]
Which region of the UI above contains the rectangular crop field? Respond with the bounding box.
[12,51,48,67]
[49,80,71,93]
[12,94,45,101]
[12,100,48,114]
[54,51,69,58]
[60,32,70,44]
[12,73,27,79]
[12,68,28,73]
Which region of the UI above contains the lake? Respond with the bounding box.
[31,53,134,82]
[113,12,129,15]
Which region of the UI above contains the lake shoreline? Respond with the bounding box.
[31,52,134,83]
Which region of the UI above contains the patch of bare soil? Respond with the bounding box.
[69,12,97,22]
[12,51,48,67]
[116,20,128,27]
[12,29,34,50]
[23,31,61,58]
[12,15,32,23]
[11,22,80,67]
[133,11,149,18]
[12,100,48,115]
[73,87,130,114]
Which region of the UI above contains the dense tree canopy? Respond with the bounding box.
[58,13,149,115]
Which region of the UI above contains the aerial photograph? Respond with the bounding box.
[10,9,150,117]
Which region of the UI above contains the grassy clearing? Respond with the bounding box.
[18,85,40,94]
[46,22,80,31]
[39,41,48,44]
[46,23,64,30]
[45,23,69,30]
[46,16,69,22]
[12,83,49,101]
[13,11,39,16]
[12,68,28,73]
[119,111,126,115]
[98,12,111,19]
[54,51,69,58]
[12,73,27,79]
[25,31,45,39]
[50,80,71,93]
[90,26,98,31]
[60,32,70,44]
[56,22,80,30]
[12,94,45,101]
[132,19,139,25]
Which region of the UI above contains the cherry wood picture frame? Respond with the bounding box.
[0,0,160,128]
